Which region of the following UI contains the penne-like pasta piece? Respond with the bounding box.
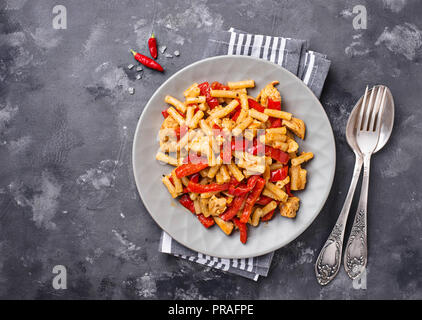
[249,108,269,122]
[263,108,292,121]
[162,175,178,198]
[183,83,200,97]
[156,152,178,166]
[166,107,185,126]
[227,80,255,90]
[210,89,239,99]
[291,152,314,166]
[165,95,186,113]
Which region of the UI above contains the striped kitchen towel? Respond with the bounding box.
[159,28,331,281]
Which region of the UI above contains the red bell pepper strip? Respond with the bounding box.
[130,49,164,72]
[240,177,266,223]
[189,173,200,183]
[261,209,276,222]
[187,181,230,193]
[222,137,232,164]
[255,196,273,206]
[220,193,247,221]
[269,118,282,128]
[267,99,281,110]
[179,194,196,214]
[175,163,208,178]
[270,166,289,182]
[198,82,219,109]
[148,33,158,59]
[197,214,215,228]
[233,217,248,244]
[228,175,260,196]
[267,98,282,127]
[285,182,294,197]
[231,108,242,121]
[265,146,289,164]
[211,81,229,90]
[248,99,265,113]
[231,137,249,152]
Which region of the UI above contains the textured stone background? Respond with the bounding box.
[0,0,421,299]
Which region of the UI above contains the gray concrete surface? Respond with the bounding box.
[0,0,421,299]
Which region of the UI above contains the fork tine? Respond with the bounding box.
[369,86,385,131]
[362,87,376,131]
[356,86,369,131]
[374,87,387,133]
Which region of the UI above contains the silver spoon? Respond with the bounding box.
[315,85,394,286]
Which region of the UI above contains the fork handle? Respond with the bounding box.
[344,153,371,279]
[315,154,363,285]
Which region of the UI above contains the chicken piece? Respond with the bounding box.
[287,138,299,153]
[213,216,234,235]
[283,117,305,139]
[279,197,300,218]
[208,195,227,216]
[257,81,281,107]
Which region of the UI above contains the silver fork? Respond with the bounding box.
[343,85,387,279]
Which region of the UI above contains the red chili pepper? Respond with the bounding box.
[285,182,294,197]
[187,181,230,193]
[233,217,248,244]
[198,82,219,109]
[240,177,266,223]
[130,49,163,72]
[255,196,273,206]
[148,33,158,59]
[179,194,195,214]
[261,209,276,222]
[197,214,215,228]
[175,163,209,178]
[265,146,289,164]
[248,99,265,113]
[228,175,260,196]
[270,166,289,182]
[220,193,247,221]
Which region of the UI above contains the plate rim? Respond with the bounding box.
[132,55,336,258]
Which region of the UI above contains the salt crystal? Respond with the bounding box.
[164,53,173,58]
[159,45,167,54]
[136,66,143,71]
[174,50,180,56]
[128,87,135,95]
[127,64,134,70]
[136,74,141,80]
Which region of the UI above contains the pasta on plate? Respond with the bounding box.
[156,80,313,244]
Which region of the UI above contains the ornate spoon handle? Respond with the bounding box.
[344,153,371,279]
[315,155,363,285]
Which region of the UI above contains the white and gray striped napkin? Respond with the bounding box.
[159,28,331,281]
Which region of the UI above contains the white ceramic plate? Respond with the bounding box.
[133,55,335,259]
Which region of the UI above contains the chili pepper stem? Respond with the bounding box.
[130,49,137,56]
